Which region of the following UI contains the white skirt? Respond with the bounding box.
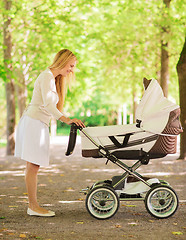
[14,115,50,167]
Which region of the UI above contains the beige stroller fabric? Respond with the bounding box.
[80,79,181,158]
[135,79,179,134]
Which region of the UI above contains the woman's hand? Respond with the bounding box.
[67,118,85,128]
[59,116,85,128]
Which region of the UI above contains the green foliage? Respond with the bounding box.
[56,125,71,136]
[0,0,185,132]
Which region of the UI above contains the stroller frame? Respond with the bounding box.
[80,126,152,187]
[66,123,179,220]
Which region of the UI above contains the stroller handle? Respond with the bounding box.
[65,123,82,156]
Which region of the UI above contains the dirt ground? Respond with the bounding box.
[0,136,186,240]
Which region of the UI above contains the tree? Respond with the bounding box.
[160,0,171,97]
[177,36,186,160]
[0,0,185,147]
[3,0,15,155]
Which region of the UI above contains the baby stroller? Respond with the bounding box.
[65,78,183,220]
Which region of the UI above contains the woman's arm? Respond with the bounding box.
[59,115,85,128]
[40,73,63,119]
[40,72,85,128]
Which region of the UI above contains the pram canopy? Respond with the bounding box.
[80,79,182,159]
[136,79,179,134]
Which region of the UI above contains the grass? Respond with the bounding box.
[57,127,80,136]
[0,139,6,148]
[57,127,71,136]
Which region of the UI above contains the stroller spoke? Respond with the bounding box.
[86,186,119,219]
[145,185,178,219]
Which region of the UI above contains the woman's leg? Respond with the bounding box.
[25,162,49,214]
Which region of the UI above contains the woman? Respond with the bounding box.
[15,49,85,217]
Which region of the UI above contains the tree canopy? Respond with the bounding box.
[0,0,185,137]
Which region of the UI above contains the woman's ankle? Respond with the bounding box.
[28,203,40,210]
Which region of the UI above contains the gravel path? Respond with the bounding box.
[0,137,185,240]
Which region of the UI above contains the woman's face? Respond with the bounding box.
[59,58,76,77]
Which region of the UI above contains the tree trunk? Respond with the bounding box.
[3,0,15,155]
[176,36,186,160]
[160,41,169,97]
[132,86,137,122]
[15,71,27,118]
[160,0,171,97]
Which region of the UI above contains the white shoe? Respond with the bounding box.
[27,208,55,217]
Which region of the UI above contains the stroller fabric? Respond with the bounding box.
[135,79,179,134]
[80,79,181,158]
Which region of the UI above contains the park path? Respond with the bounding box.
[0,136,185,240]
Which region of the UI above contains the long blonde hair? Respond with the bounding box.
[49,49,76,112]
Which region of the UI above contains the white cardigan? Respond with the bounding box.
[24,69,64,126]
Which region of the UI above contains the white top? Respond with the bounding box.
[24,69,64,126]
[135,79,179,134]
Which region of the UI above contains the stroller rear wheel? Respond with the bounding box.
[86,185,119,220]
[145,184,178,219]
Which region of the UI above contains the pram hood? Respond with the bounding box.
[135,79,179,134]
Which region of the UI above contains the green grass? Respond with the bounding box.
[0,139,6,148]
[57,127,71,136]
[57,127,80,136]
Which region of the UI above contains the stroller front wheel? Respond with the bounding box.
[86,185,119,220]
[145,184,179,219]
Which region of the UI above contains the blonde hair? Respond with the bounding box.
[49,49,76,112]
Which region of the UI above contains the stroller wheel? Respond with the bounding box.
[145,184,178,219]
[91,180,112,190]
[85,185,119,220]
